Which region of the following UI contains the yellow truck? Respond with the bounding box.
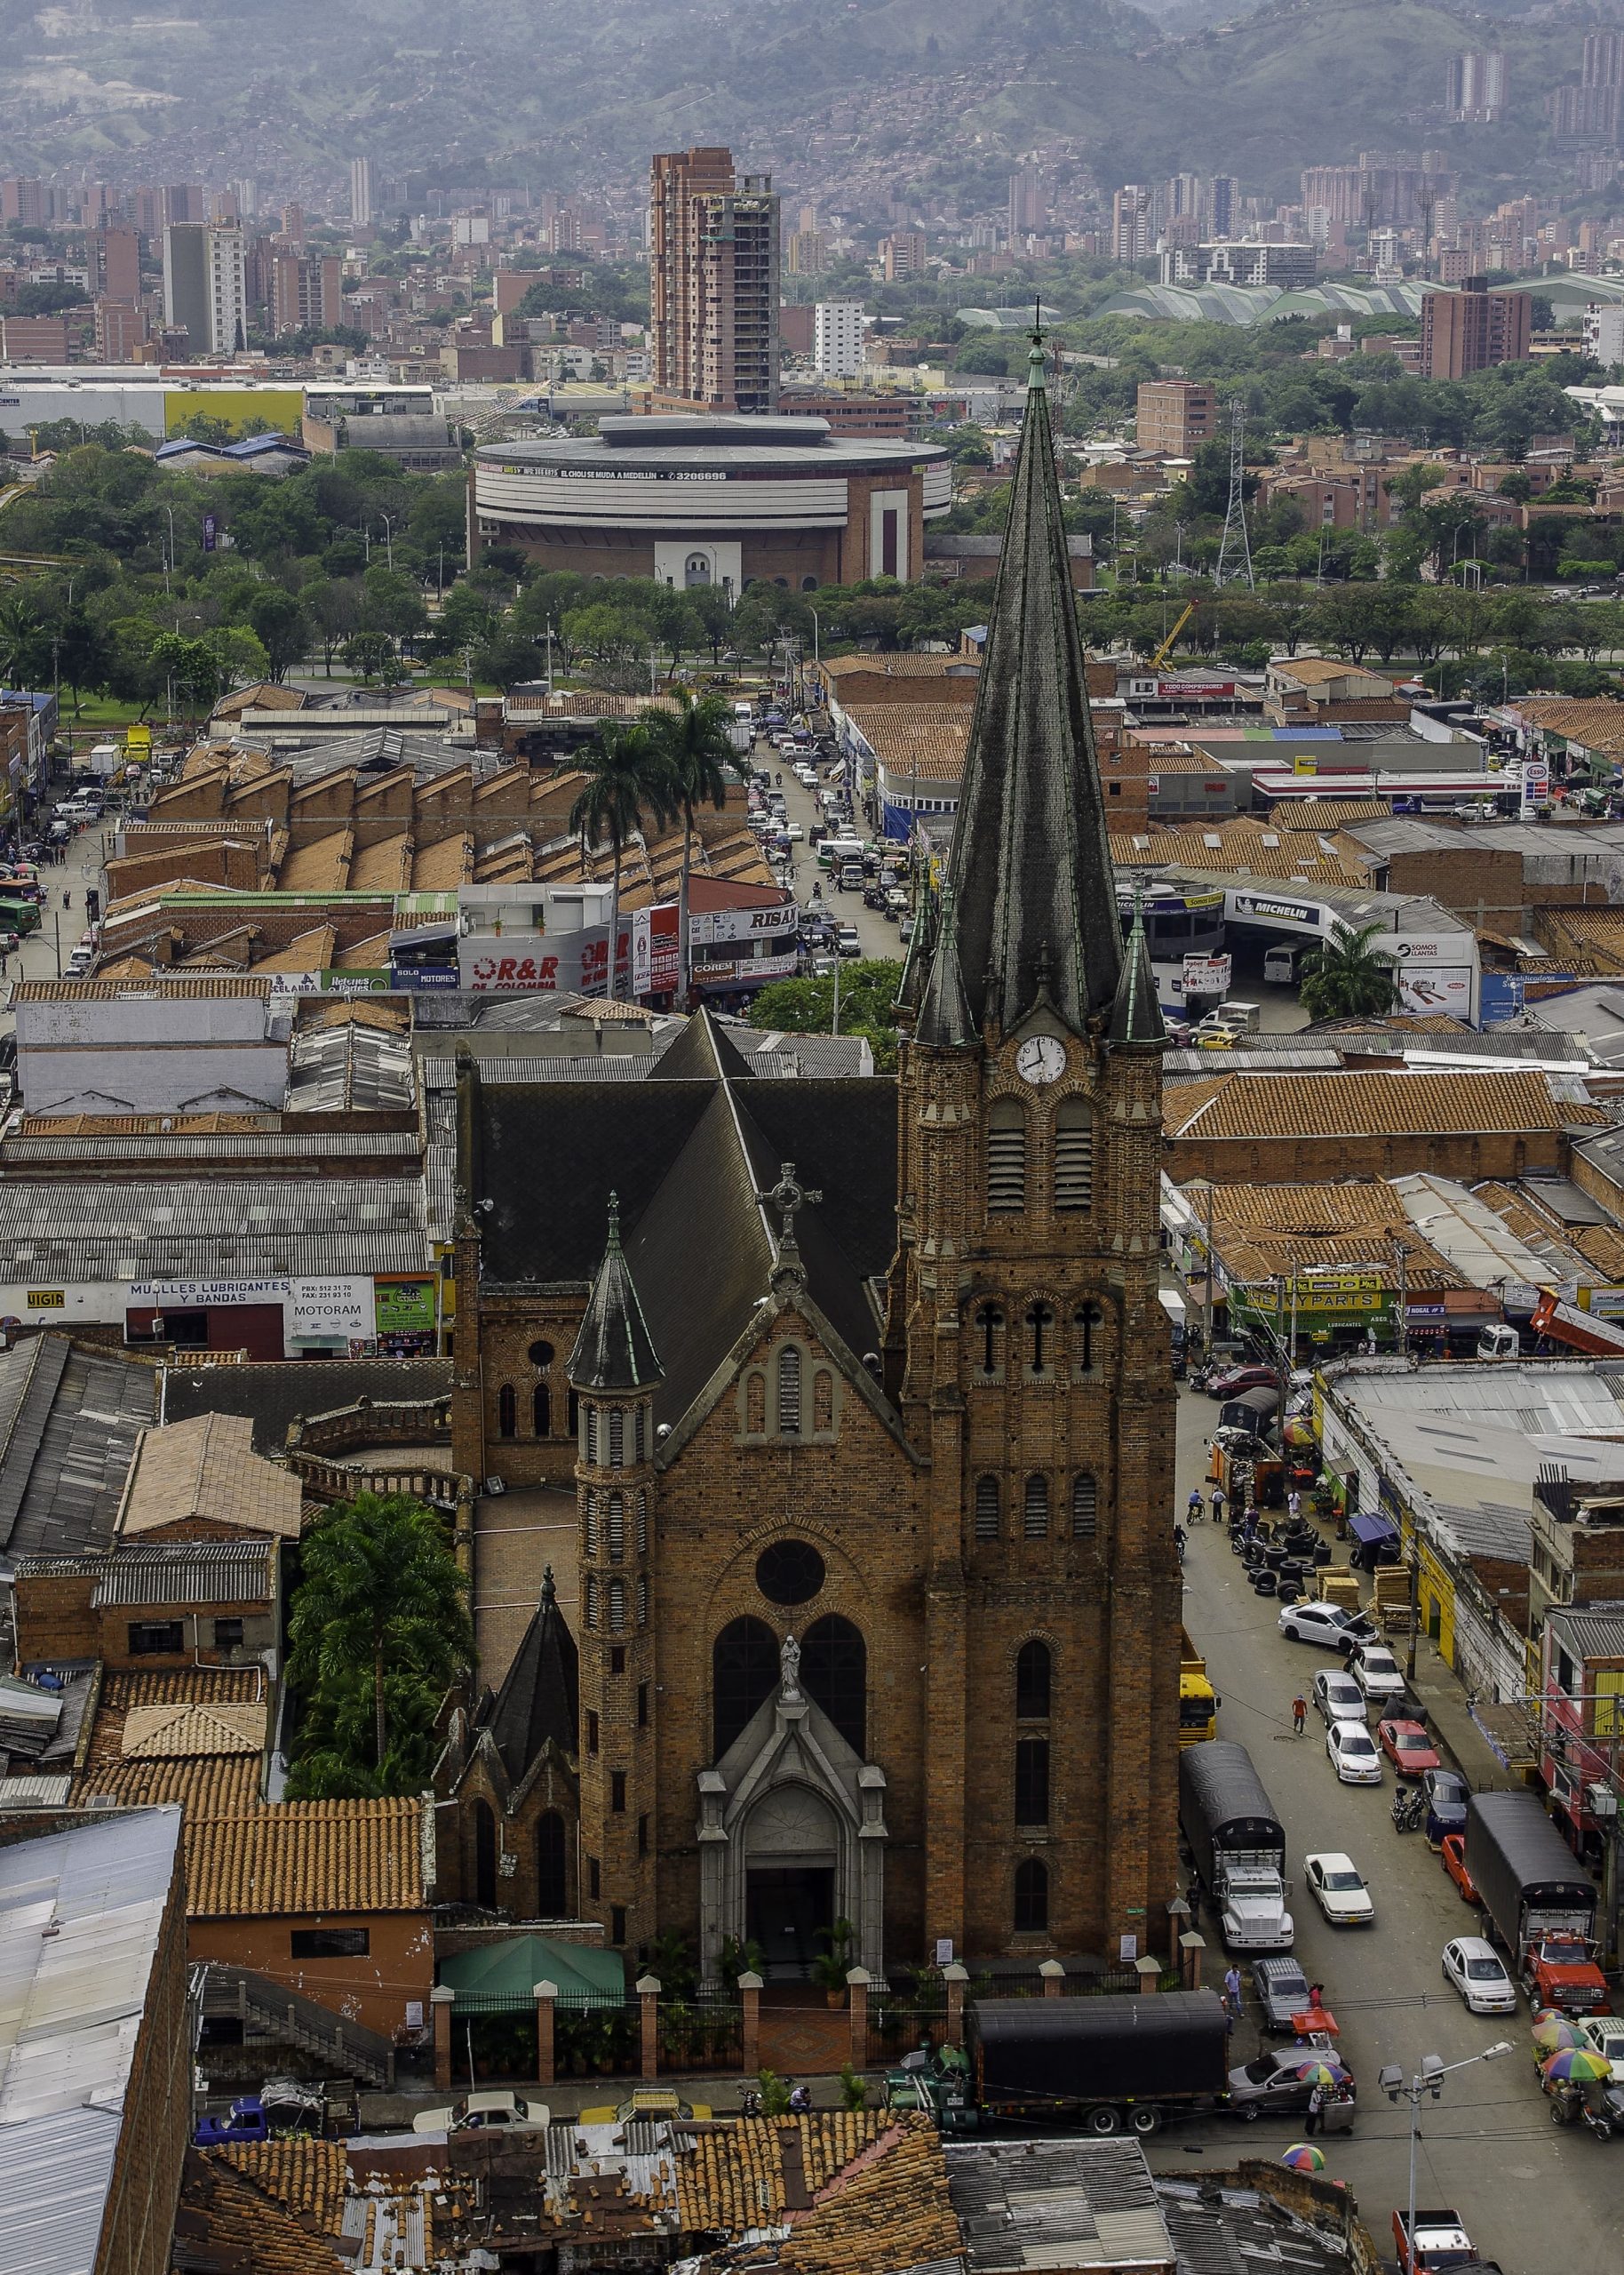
[1179,1626,1219,1747]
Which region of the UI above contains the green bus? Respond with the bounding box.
[0,896,42,937]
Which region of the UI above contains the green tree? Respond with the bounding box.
[285,1490,473,1798]
[240,585,309,682]
[340,629,402,690]
[750,959,905,1070]
[1300,921,1398,1023]
[648,687,737,997]
[569,722,673,1002]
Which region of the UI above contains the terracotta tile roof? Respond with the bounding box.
[212,2140,347,2234]
[255,926,338,973]
[411,833,473,890]
[1535,907,1624,973]
[347,833,412,892]
[841,705,971,776]
[1475,1179,1624,1281]
[1276,797,1393,829]
[171,2149,345,2275]
[278,832,354,892]
[121,1411,305,1541]
[1184,1178,1462,1289]
[1110,820,1366,886]
[122,1699,267,1757]
[676,2114,886,2233]
[780,2119,959,2275]
[85,1751,263,1815]
[1516,698,1624,756]
[12,977,273,1002]
[1273,656,1394,687]
[1164,1068,1606,1143]
[215,682,308,719]
[329,929,395,970]
[821,653,978,682]
[184,1795,428,1917]
[76,1666,267,1808]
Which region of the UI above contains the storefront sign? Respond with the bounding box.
[393,962,462,991]
[375,1278,436,1353]
[319,968,393,996]
[1226,889,1330,935]
[290,1277,372,1340]
[26,1289,63,1308]
[631,904,681,995]
[1397,964,1473,1018]
[693,949,799,991]
[130,1278,291,1306]
[689,900,798,946]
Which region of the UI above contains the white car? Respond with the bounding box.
[1350,1643,1406,1705]
[412,2089,549,2135]
[1312,1667,1367,1726]
[1325,1719,1382,1784]
[1278,1600,1377,1655]
[1579,2014,1624,2080]
[1442,1936,1517,2014]
[785,822,806,842]
[1304,1851,1375,1926]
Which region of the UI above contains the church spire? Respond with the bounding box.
[568,1194,663,1391]
[915,882,975,1048]
[1110,882,1165,1049]
[929,327,1121,1041]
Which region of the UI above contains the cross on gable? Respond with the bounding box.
[759,1160,822,1249]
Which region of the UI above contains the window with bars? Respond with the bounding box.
[1023,1474,1049,1538]
[987,1099,1027,1213]
[975,1475,1000,1538]
[609,1409,625,1467]
[1072,1473,1098,1538]
[778,1345,802,1435]
[608,1495,625,1561]
[1054,1099,1094,1209]
[1015,1736,1050,1826]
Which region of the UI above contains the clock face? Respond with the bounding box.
[1015,1034,1067,1087]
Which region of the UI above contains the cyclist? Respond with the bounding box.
[1186,1487,1205,1523]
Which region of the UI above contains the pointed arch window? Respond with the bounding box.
[609,1577,626,1632]
[1054,1098,1095,1210]
[1023,1473,1049,1539]
[988,1098,1027,1213]
[975,1475,1001,1539]
[584,1405,598,1464]
[636,1491,648,1556]
[777,1345,802,1436]
[498,1383,516,1439]
[637,1575,649,1627]
[1025,1301,1055,1375]
[974,1303,1005,1379]
[1074,1301,1103,1377]
[585,1574,599,1631]
[713,1616,778,1756]
[1072,1473,1098,1539]
[584,1492,599,1558]
[634,1405,646,1460]
[532,1381,551,1437]
[804,1614,866,1753]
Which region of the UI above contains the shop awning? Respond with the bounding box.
[1349,1512,1397,1546]
[436,1935,625,2015]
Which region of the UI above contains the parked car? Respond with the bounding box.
[1313,1668,1367,1725]
[1326,1720,1382,1785]
[1207,1363,1280,1400]
[1440,1832,1479,1904]
[1423,1768,1469,1841]
[1577,2013,1624,2083]
[1250,1955,1314,2033]
[1278,1601,1378,1655]
[412,2091,549,2136]
[1305,1851,1375,1926]
[1379,1719,1440,1778]
[1350,1643,1407,1705]
[1227,2046,1338,2118]
[884,888,909,921]
[835,925,862,957]
[1442,1936,1517,2015]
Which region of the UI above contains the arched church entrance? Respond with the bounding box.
[744,1784,837,1980]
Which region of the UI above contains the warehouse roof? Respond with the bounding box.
[1165,1068,1604,1144]
[947,2137,1172,2275]
[0,1337,156,1561]
[0,1176,429,1283]
[0,1807,182,2275]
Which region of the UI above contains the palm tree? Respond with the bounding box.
[647,688,737,1000]
[1300,920,1399,1023]
[568,720,673,1001]
[285,1491,473,1794]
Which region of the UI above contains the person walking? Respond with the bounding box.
[1222,1964,1242,2025]
[1292,1695,1308,1736]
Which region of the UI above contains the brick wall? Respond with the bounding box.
[1166,1126,1567,1184]
[13,1564,99,1659]
[187,1908,433,2038]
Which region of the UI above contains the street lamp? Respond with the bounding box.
[1380,2042,1514,2253]
[163,505,177,597]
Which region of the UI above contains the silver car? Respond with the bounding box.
[1312,1667,1366,1726]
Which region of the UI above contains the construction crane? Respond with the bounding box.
[1147,602,1195,674]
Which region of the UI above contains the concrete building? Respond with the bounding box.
[880,228,927,279]
[162,222,248,357]
[90,220,139,303]
[1445,48,1507,121]
[649,146,779,413]
[13,977,296,1115]
[1112,184,1155,262]
[1585,301,1624,368]
[813,299,864,379]
[349,156,372,230]
[1420,279,1532,379]
[270,251,342,336]
[1160,242,1317,288]
[472,412,951,590]
[1135,378,1215,457]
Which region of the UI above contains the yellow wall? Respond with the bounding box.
[163,388,304,439]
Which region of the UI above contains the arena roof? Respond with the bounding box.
[478,413,948,477]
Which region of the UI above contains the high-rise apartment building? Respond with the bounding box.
[0,178,43,227]
[785,228,828,275]
[1008,165,1047,236]
[1583,29,1624,85]
[1445,49,1506,121]
[1419,278,1531,379]
[649,146,780,413]
[94,299,146,361]
[1135,379,1216,457]
[91,222,140,304]
[271,252,343,336]
[163,222,249,356]
[1111,185,1155,262]
[880,228,927,279]
[1206,175,1237,239]
[812,299,864,379]
[163,185,205,227]
[350,157,373,230]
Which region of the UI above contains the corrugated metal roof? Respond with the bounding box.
[1547,1600,1624,1659]
[0,1807,182,2275]
[945,2139,1173,2273]
[92,1541,274,1608]
[0,1774,71,1806]
[0,1177,427,1282]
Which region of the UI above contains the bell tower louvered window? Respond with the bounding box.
[1054,1098,1094,1210]
[988,1098,1027,1214]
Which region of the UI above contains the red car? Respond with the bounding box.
[1378,1719,1440,1778]
[1441,1833,1480,1904]
[1207,1363,1280,1400]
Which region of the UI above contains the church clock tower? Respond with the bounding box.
[890,335,1181,1960]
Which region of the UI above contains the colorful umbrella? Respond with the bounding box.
[1532,2013,1584,2053]
[1281,2143,1325,2173]
[1541,2048,1611,2084]
[1290,2060,1349,2086]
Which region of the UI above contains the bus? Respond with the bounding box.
[0,895,42,936]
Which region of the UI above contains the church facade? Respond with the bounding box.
[444,341,1182,1978]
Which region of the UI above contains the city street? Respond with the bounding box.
[1162,1379,1615,2273]
[758,744,907,962]
[0,812,112,1009]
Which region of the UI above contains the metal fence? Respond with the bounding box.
[659,1988,744,2072]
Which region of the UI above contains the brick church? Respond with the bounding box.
[440,339,1182,1978]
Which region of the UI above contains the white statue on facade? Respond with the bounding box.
[779,1632,802,1700]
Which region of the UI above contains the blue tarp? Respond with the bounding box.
[1349,1512,1397,1545]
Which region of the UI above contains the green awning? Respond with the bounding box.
[437,1936,625,2015]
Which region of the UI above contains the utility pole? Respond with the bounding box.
[1202,1181,1216,1356]
[1214,396,1254,590]
[1395,1238,1409,1357]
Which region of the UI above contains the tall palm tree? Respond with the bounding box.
[285,1490,473,1793]
[1301,920,1399,1023]
[569,720,673,1001]
[647,687,737,1000]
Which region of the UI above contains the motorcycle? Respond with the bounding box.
[1392,1785,1426,1834]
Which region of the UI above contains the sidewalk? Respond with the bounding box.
[1403,1633,1523,1794]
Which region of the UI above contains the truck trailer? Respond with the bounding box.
[1180,1740,1294,1950]
[1464,1791,1608,2015]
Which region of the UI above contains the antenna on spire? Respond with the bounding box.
[1214,396,1254,590]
